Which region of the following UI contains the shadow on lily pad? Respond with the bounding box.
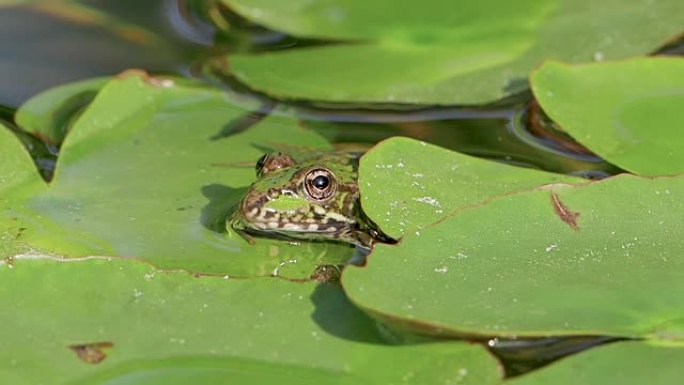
[200,184,246,234]
[309,282,390,345]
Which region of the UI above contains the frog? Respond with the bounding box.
[228,152,394,249]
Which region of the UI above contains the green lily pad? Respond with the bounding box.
[531,58,684,176]
[0,121,41,191]
[222,0,684,105]
[506,342,684,385]
[2,72,356,277]
[15,77,108,145]
[0,256,502,385]
[344,174,684,341]
[359,137,584,239]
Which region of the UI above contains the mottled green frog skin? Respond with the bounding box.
[229,152,390,248]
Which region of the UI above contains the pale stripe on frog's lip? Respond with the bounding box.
[321,210,354,223]
[246,206,354,233]
[252,220,343,233]
[246,203,355,223]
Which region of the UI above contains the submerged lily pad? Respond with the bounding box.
[0,256,502,385]
[223,0,684,105]
[1,72,356,277]
[531,58,684,176]
[506,342,684,385]
[359,137,584,239]
[344,174,684,341]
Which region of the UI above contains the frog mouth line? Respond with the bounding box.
[249,218,349,233]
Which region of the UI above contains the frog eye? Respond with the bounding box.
[304,168,336,201]
[256,153,296,177]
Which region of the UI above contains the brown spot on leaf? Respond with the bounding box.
[69,342,113,364]
[550,192,580,230]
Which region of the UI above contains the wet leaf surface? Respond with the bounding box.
[222,0,684,105]
[15,77,108,145]
[344,174,684,341]
[359,137,583,239]
[0,121,42,190]
[0,256,502,385]
[532,58,684,176]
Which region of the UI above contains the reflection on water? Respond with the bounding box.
[0,0,209,107]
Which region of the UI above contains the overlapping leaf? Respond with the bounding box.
[15,77,108,145]
[532,58,684,176]
[359,137,584,239]
[0,122,41,191]
[222,0,684,105]
[345,174,684,341]
[0,256,502,385]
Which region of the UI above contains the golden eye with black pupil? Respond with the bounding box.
[305,168,336,201]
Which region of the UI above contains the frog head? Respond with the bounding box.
[230,152,382,247]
